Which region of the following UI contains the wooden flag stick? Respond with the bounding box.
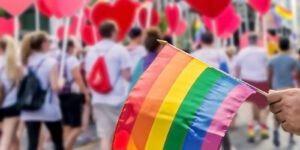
[59,17,71,78]
[14,16,19,41]
[34,0,41,31]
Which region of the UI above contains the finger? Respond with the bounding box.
[269,100,283,114]
[275,112,286,123]
[282,122,293,133]
[267,90,285,104]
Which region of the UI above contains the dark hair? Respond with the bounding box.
[30,32,48,50]
[0,39,6,50]
[163,35,173,45]
[144,28,161,53]
[279,37,290,51]
[59,39,75,52]
[129,27,142,39]
[21,31,49,64]
[248,33,258,45]
[201,32,214,45]
[268,29,277,37]
[99,21,117,38]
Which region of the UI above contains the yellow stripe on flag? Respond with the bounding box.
[275,5,293,20]
[145,59,208,150]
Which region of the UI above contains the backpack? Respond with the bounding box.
[87,47,112,94]
[17,59,48,111]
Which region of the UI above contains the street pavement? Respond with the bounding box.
[75,103,300,150]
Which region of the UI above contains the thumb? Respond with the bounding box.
[267,90,285,104]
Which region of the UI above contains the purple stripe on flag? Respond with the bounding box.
[200,84,255,150]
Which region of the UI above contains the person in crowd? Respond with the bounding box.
[191,32,233,150]
[0,35,22,150]
[58,39,90,150]
[130,28,162,88]
[234,33,270,143]
[20,31,64,150]
[268,37,297,147]
[225,46,237,76]
[192,32,229,72]
[85,21,131,150]
[163,35,173,45]
[127,27,146,73]
[267,29,279,57]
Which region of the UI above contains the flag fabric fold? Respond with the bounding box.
[113,44,256,150]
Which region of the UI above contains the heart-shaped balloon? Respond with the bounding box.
[203,5,240,38]
[43,0,85,18]
[37,0,52,17]
[249,0,271,16]
[165,3,181,34]
[186,0,231,18]
[138,7,160,29]
[174,19,187,37]
[0,0,33,16]
[0,17,18,37]
[91,0,137,41]
[82,23,99,45]
[57,17,79,40]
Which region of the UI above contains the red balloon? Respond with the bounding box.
[36,0,52,17]
[57,17,80,40]
[82,24,99,45]
[203,5,240,39]
[165,3,181,34]
[91,0,137,41]
[42,0,62,18]
[0,17,18,37]
[0,0,33,16]
[138,7,160,29]
[84,7,92,20]
[186,0,231,18]
[174,19,187,37]
[249,0,271,16]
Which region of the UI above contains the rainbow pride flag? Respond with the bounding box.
[274,5,293,20]
[113,44,255,150]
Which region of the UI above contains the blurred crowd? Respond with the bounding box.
[0,19,299,150]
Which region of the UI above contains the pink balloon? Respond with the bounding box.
[43,0,85,18]
[249,0,271,16]
[165,3,181,34]
[0,18,18,37]
[0,0,33,16]
[203,5,241,39]
[174,19,187,37]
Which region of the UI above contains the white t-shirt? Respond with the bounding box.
[234,46,269,82]
[21,52,62,121]
[85,39,131,106]
[64,55,81,93]
[127,45,146,71]
[0,55,22,108]
[192,47,229,69]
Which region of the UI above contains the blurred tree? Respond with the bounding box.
[0,8,4,16]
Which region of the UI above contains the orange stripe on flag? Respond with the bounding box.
[127,51,192,150]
